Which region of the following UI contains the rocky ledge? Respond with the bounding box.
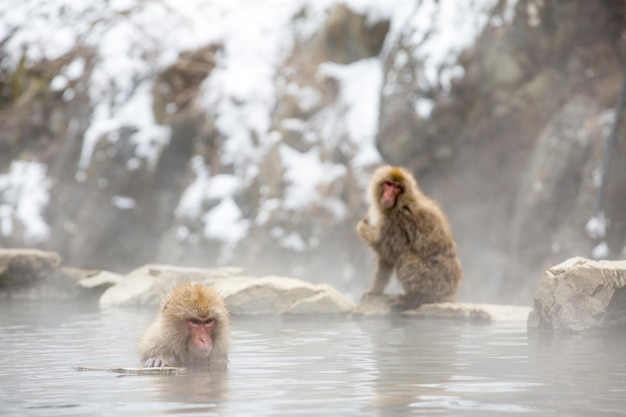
[1,249,624,331]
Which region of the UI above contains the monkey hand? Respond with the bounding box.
[144,358,169,368]
[360,289,381,301]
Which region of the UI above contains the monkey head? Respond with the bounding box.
[380,179,404,208]
[369,165,416,211]
[161,283,228,360]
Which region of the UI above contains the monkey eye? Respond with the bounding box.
[190,318,201,325]
[205,318,215,325]
[383,180,403,191]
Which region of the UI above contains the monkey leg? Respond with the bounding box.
[393,257,457,309]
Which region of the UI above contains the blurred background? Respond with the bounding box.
[0,0,625,305]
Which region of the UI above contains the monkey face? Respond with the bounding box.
[380,180,404,209]
[185,316,216,359]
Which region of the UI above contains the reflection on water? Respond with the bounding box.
[0,301,625,416]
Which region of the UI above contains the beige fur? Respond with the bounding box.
[357,165,462,309]
[138,283,231,370]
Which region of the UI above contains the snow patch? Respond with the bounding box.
[279,144,346,215]
[271,227,307,252]
[79,82,170,169]
[319,58,383,166]
[0,161,51,243]
[591,241,609,260]
[202,197,250,249]
[111,195,136,210]
[585,213,606,240]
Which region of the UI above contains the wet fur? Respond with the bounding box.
[357,166,462,309]
[138,283,231,370]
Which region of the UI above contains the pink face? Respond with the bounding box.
[380,180,403,209]
[185,317,216,359]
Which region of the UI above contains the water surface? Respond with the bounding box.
[1,301,624,416]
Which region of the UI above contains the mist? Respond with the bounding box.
[1,0,625,306]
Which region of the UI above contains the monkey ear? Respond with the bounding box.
[160,289,176,311]
[160,296,171,311]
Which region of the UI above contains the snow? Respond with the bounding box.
[174,156,248,257]
[65,57,86,80]
[0,162,51,243]
[202,197,250,251]
[586,213,606,240]
[207,175,240,200]
[79,81,170,170]
[270,227,307,252]
[279,144,346,216]
[319,58,384,167]
[591,241,609,260]
[175,156,211,220]
[380,0,510,91]
[0,0,502,250]
[111,195,136,210]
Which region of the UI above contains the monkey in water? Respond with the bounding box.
[357,165,462,310]
[138,283,231,370]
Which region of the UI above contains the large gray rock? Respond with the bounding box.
[99,264,355,314]
[0,248,62,287]
[528,257,626,331]
[0,248,79,299]
[99,264,242,307]
[214,278,355,315]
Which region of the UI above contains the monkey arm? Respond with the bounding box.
[138,320,182,367]
[357,217,379,245]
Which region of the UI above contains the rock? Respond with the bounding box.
[404,303,531,323]
[100,264,355,314]
[99,264,242,307]
[0,248,82,300]
[213,276,355,315]
[0,248,62,287]
[76,269,124,289]
[528,257,626,331]
[309,3,390,65]
[353,295,531,322]
[287,284,356,314]
[212,275,318,314]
